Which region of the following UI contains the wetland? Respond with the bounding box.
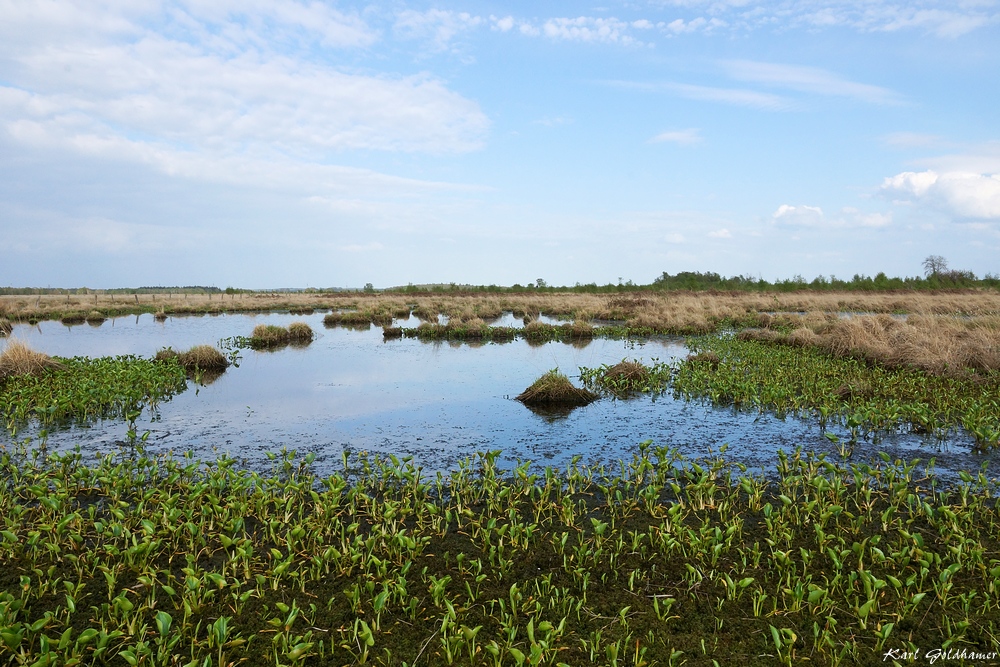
[2,290,1000,665]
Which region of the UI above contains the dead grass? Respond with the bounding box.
[177,345,229,372]
[0,340,63,380]
[251,324,291,347]
[60,312,86,325]
[515,370,598,407]
[86,311,107,325]
[0,318,12,337]
[287,321,314,342]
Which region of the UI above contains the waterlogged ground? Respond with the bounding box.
[0,312,994,478]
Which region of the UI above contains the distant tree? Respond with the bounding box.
[536,278,547,289]
[363,282,375,293]
[923,255,948,277]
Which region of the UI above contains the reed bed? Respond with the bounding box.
[1,445,998,666]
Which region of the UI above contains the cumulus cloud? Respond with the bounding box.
[650,128,702,145]
[881,170,1000,219]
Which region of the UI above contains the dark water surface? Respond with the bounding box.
[2,312,995,479]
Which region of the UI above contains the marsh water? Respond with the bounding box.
[1,312,995,479]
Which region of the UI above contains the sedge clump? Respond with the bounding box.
[516,370,598,408]
[0,340,63,380]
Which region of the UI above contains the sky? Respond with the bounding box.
[1,1,999,289]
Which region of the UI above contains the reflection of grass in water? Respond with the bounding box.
[3,445,998,666]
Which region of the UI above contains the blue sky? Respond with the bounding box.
[1,1,998,289]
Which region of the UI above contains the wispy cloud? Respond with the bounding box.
[722,60,903,105]
[393,9,484,53]
[540,17,652,46]
[607,80,792,110]
[650,128,702,145]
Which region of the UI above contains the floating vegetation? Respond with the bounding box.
[0,340,63,382]
[580,359,673,397]
[0,354,186,433]
[1,445,999,665]
[516,369,598,408]
[674,335,1000,448]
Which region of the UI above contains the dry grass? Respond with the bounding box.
[0,318,12,337]
[60,312,86,325]
[86,311,107,325]
[287,321,314,342]
[515,370,598,407]
[251,324,291,347]
[0,340,63,380]
[177,345,229,372]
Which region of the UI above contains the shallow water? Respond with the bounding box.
[2,313,996,480]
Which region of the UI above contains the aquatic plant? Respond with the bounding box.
[0,354,186,433]
[1,444,998,666]
[516,369,598,407]
[580,359,670,397]
[675,335,1000,449]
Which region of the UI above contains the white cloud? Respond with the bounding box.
[881,132,947,148]
[541,17,648,45]
[664,232,685,243]
[773,204,825,226]
[665,82,792,110]
[709,228,732,238]
[491,15,515,32]
[722,60,902,105]
[394,9,484,52]
[0,6,490,158]
[881,170,1000,219]
[650,128,702,145]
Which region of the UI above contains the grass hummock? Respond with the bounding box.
[250,324,291,348]
[515,369,598,408]
[287,321,314,344]
[0,317,12,337]
[0,340,63,381]
[177,345,229,372]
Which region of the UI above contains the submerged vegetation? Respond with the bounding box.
[1,445,999,666]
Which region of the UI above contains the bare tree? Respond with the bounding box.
[923,255,948,277]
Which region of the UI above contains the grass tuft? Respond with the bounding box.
[515,370,598,407]
[0,340,63,380]
[85,311,106,325]
[287,321,314,343]
[250,324,291,348]
[177,345,229,372]
[0,317,12,337]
